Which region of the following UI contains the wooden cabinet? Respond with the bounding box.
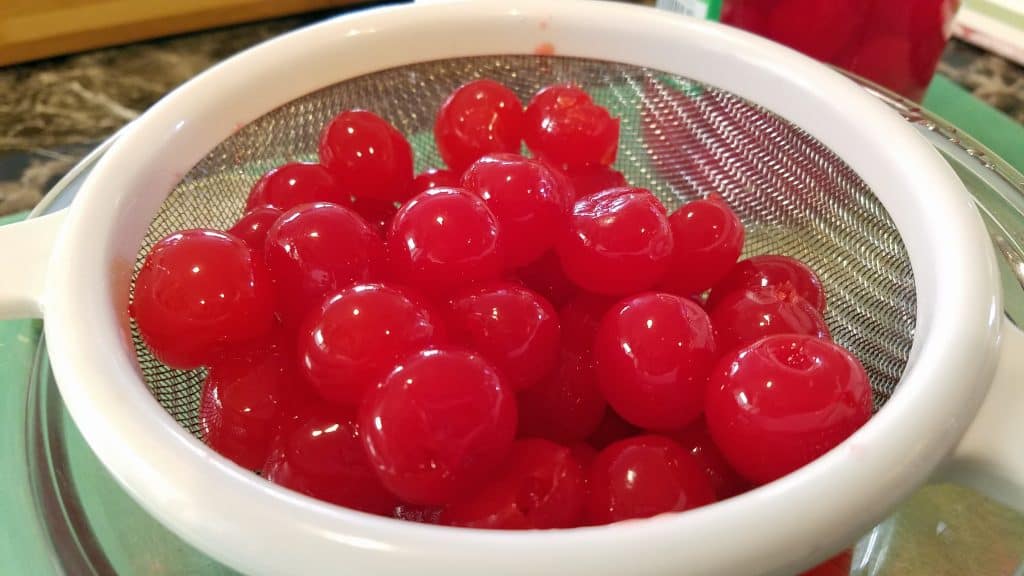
[0,0,364,66]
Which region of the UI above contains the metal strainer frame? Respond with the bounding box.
[0,2,1017,575]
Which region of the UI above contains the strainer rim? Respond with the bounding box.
[44,1,1002,575]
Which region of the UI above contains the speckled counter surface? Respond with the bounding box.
[939,39,1024,124]
[0,17,305,215]
[0,8,1022,216]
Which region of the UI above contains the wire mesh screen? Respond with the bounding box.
[130,55,916,437]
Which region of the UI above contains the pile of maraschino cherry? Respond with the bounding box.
[131,78,872,530]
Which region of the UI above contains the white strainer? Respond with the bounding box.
[0,2,1022,575]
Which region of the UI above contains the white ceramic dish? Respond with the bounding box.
[0,1,1022,575]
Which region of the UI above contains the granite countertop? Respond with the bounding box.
[0,13,1022,217]
[0,18,304,216]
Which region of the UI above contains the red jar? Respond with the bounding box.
[720,0,960,101]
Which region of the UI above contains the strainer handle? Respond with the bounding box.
[0,210,65,319]
[945,320,1024,511]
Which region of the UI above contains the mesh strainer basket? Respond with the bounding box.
[1,2,1022,575]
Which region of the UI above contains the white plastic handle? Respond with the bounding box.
[945,319,1024,510]
[0,210,65,319]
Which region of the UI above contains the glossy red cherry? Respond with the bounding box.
[386,188,504,292]
[360,348,517,505]
[229,206,282,256]
[200,338,298,470]
[298,283,444,406]
[533,158,578,209]
[557,187,673,295]
[587,410,641,450]
[661,196,745,295]
[318,110,413,202]
[268,382,323,441]
[516,250,577,308]
[434,80,524,173]
[245,163,348,211]
[707,254,826,312]
[669,419,748,499]
[705,334,873,485]
[518,346,607,442]
[559,293,617,355]
[264,202,383,326]
[517,293,612,441]
[462,154,574,268]
[595,293,717,431]
[264,411,398,514]
[568,441,598,524]
[441,439,586,529]
[564,164,628,198]
[411,168,461,196]
[709,287,831,355]
[447,282,560,390]
[132,229,275,369]
[349,196,399,237]
[568,442,598,470]
[524,85,591,132]
[586,435,715,525]
[524,85,620,169]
